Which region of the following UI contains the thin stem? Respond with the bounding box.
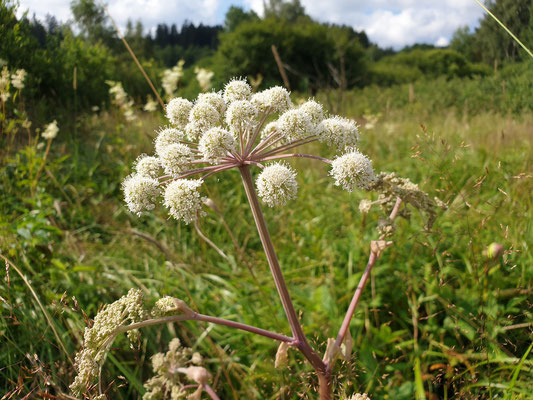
[256,136,319,159]
[33,138,52,190]
[245,109,272,156]
[328,197,402,370]
[204,384,221,400]
[113,312,293,343]
[238,165,326,373]
[257,153,331,164]
[250,130,282,156]
[194,220,230,261]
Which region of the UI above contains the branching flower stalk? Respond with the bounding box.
[72,78,444,399]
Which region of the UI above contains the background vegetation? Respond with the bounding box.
[1,0,531,398]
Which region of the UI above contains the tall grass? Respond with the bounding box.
[1,79,531,398]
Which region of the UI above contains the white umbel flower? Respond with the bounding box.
[189,102,220,130]
[197,92,226,115]
[225,100,257,131]
[163,179,204,224]
[154,127,185,156]
[330,150,375,191]
[223,78,252,103]
[260,121,279,139]
[199,127,236,162]
[299,100,324,126]
[185,122,205,141]
[159,144,193,176]
[319,116,360,150]
[122,175,161,216]
[42,120,59,140]
[256,163,298,207]
[277,109,313,142]
[347,394,371,400]
[134,155,160,178]
[166,98,193,127]
[252,86,292,113]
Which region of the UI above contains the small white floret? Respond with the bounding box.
[276,109,313,142]
[330,150,375,192]
[122,175,161,216]
[199,127,236,162]
[154,127,185,156]
[159,143,193,176]
[299,100,324,126]
[189,102,220,129]
[166,98,192,127]
[134,155,160,178]
[163,179,204,224]
[197,92,226,115]
[223,78,252,103]
[252,86,292,113]
[319,116,359,150]
[256,163,298,207]
[225,100,257,131]
[42,120,59,140]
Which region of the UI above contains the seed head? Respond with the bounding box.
[134,155,161,178]
[154,127,186,156]
[163,179,204,224]
[319,116,360,150]
[252,86,292,113]
[122,175,161,216]
[277,109,313,142]
[256,163,298,207]
[199,127,236,162]
[225,100,257,131]
[223,78,252,103]
[159,143,193,176]
[331,150,375,191]
[166,98,192,127]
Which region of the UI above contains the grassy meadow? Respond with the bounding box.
[1,73,532,399]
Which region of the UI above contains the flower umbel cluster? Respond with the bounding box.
[70,289,148,397]
[107,80,137,121]
[143,338,211,400]
[123,78,377,224]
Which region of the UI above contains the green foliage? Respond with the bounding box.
[370,49,491,85]
[214,17,367,91]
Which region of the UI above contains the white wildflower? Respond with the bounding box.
[134,155,160,178]
[199,127,236,162]
[223,78,252,103]
[0,66,9,92]
[159,143,193,176]
[122,175,161,216]
[225,100,257,131]
[154,127,186,156]
[194,67,214,92]
[163,179,204,224]
[189,102,220,130]
[330,150,376,192]
[162,60,184,98]
[359,199,373,213]
[319,116,360,150]
[143,96,158,112]
[256,163,298,207]
[1,92,10,102]
[252,86,292,114]
[299,100,324,126]
[166,98,193,127]
[276,109,313,142]
[11,69,26,90]
[42,120,59,140]
[197,92,226,116]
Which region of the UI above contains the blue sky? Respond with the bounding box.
[17,0,486,49]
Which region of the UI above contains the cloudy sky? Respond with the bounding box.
[17,0,486,49]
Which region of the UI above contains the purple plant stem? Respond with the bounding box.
[117,313,293,343]
[328,197,402,370]
[238,165,326,374]
[204,384,221,400]
[257,153,332,164]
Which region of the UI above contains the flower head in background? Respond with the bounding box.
[123,78,376,225]
[11,69,26,90]
[195,67,214,92]
[106,81,137,121]
[42,120,59,140]
[143,96,158,112]
[162,60,185,98]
